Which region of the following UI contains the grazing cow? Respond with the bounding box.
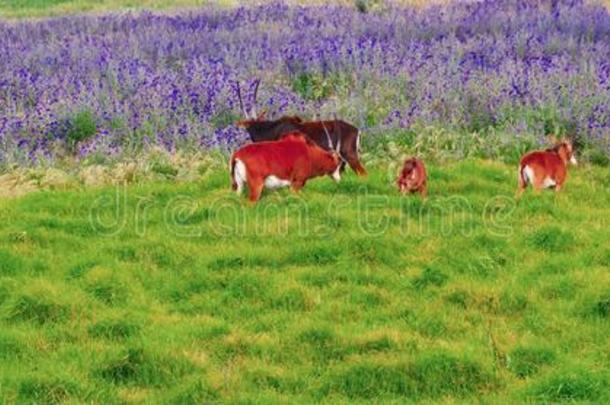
[517,137,577,196]
[234,81,367,176]
[230,132,341,202]
[397,157,427,198]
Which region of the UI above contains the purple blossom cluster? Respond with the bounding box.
[0,0,609,165]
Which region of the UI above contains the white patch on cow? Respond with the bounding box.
[543,177,556,188]
[264,175,291,189]
[233,159,247,195]
[570,156,578,165]
[331,164,342,182]
[356,131,361,152]
[522,165,534,185]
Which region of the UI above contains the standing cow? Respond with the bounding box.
[230,132,341,202]
[234,81,367,176]
[517,137,577,196]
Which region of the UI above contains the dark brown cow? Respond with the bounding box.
[234,81,367,176]
[230,132,341,202]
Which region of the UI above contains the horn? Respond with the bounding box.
[333,113,341,153]
[250,79,260,118]
[236,81,249,119]
[321,120,333,149]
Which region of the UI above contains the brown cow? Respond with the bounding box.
[517,137,577,196]
[230,132,341,202]
[397,157,427,198]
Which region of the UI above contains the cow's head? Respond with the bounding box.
[397,158,422,193]
[549,136,577,166]
[317,134,343,181]
[283,132,341,179]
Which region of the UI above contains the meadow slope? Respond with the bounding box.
[0,160,608,403]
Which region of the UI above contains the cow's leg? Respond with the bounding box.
[419,183,428,199]
[344,152,367,176]
[531,176,545,194]
[247,177,264,202]
[291,179,306,193]
[338,135,367,176]
[554,183,562,193]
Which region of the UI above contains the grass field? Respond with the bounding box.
[0,160,608,402]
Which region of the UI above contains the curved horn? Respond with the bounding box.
[250,79,260,118]
[333,114,341,153]
[236,81,249,119]
[321,120,333,149]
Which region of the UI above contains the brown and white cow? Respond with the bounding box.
[397,157,427,198]
[517,137,577,196]
[230,132,341,202]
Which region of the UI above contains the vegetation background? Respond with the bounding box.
[2,0,607,19]
[2,0,454,19]
[0,0,609,403]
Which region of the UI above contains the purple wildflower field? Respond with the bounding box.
[0,0,609,165]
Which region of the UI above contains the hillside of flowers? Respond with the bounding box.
[0,0,609,166]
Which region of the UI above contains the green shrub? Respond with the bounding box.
[0,248,24,276]
[499,291,528,315]
[321,353,492,399]
[298,328,350,362]
[445,290,472,308]
[0,332,24,359]
[528,369,605,401]
[97,347,195,387]
[66,110,96,151]
[291,71,350,102]
[288,245,340,266]
[508,346,556,378]
[530,226,574,252]
[223,273,267,301]
[412,267,448,290]
[356,336,395,353]
[271,288,311,311]
[152,162,178,178]
[88,318,141,340]
[83,267,131,306]
[409,353,492,397]
[168,379,220,404]
[18,376,80,403]
[3,291,69,324]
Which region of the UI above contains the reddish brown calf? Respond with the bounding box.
[397,157,427,198]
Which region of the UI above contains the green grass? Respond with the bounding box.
[0,159,609,402]
[0,0,209,19]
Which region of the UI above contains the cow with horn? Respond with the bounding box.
[234,80,367,177]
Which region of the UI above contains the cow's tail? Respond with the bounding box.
[518,164,529,188]
[230,155,237,191]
